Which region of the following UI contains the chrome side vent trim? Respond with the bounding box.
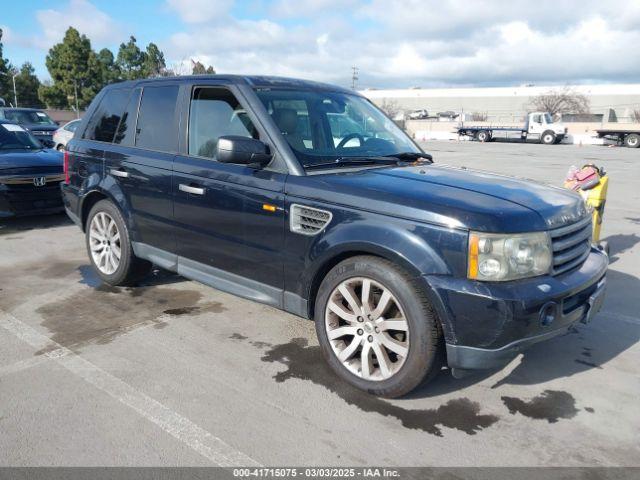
[290,204,332,236]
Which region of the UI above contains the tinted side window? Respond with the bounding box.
[135,85,179,152]
[188,87,258,159]
[114,88,141,146]
[83,88,130,142]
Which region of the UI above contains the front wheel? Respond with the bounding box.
[476,130,490,142]
[541,131,556,145]
[314,256,442,398]
[624,133,640,148]
[86,199,152,286]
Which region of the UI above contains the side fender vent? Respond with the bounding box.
[290,204,332,236]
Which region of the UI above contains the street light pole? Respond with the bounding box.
[0,70,18,107]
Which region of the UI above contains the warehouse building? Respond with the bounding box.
[362,84,640,124]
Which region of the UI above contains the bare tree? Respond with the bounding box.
[528,87,590,119]
[631,109,640,123]
[379,99,401,119]
[470,112,488,121]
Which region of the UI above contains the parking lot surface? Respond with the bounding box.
[0,141,638,466]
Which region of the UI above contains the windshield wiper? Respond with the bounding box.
[384,152,434,163]
[304,156,400,170]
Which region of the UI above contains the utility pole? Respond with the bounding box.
[73,79,80,118]
[351,66,359,90]
[0,70,18,107]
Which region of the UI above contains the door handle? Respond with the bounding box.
[179,183,205,195]
[110,168,130,178]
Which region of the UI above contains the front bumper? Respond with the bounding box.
[425,248,608,370]
[0,180,64,217]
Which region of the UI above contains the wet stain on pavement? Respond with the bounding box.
[229,333,248,340]
[35,285,226,354]
[233,335,499,436]
[501,390,579,423]
[584,407,595,413]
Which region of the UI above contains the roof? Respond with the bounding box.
[106,74,356,94]
[361,83,640,99]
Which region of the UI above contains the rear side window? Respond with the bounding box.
[114,88,141,146]
[83,88,131,142]
[135,85,179,152]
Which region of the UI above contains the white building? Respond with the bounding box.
[362,84,640,123]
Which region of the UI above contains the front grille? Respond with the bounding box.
[550,215,592,276]
[1,179,63,213]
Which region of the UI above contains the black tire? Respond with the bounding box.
[85,199,152,286]
[476,130,490,142]
[624,133,640,148]
[56,144,65,151]
[541,131,556,145]
[314,256,443,398]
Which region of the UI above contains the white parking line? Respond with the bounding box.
[0,355,52,378]
[0,310,261,467]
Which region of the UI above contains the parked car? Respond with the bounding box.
[0,107,59,148]
[53,119,82,151]
[0,120,64,217]
[62,76,607,397]
[407,109,429,120]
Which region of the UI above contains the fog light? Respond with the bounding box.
[539,302,558,327]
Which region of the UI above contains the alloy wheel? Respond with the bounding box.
[324,277,409,381]
[89,212,121,275]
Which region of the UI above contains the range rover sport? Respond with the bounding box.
[62,75,607,397]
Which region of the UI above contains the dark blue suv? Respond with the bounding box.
[61,76,607,397]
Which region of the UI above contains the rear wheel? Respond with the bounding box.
[86,199,151,286]
[541,131,556,145]
[476,130,490,142]
[314,256,442,398]
[624,133,640,148]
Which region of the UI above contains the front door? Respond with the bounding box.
[172,86,286,306]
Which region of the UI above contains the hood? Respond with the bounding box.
[286,164,587,233]
[0,149,63,173]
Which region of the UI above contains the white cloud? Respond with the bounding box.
[165,0,234,24]
[158,0,640,87]
[34,0,123,49]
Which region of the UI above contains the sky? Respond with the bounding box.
[1,0,640,89]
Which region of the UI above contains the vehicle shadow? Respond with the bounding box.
[602,233,640,265]
[77,262,185,289]
[407,268,640,399]
[0,213,71,236]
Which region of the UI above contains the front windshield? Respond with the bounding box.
[254,88,420,168]
[4,110,57,126]
[544,113,553,124]
[0,123,42,150]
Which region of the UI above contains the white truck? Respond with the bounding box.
[456,112,568,144]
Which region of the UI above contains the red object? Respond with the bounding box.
[63,150,70,184]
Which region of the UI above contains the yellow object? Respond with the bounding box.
[579,174,609,243]
[468,233,479,279]
[262,203,277,212]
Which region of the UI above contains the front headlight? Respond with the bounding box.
[468,231,552,281]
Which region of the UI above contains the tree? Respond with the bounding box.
[191,60,215,75]
[529,87,590,119]
[39,27,102,110]
[143,43,167,77]
[379,99,401,119]
[14,62,43,108]
[38,81,67,109]
[94,48,120,86]
[631,109,640,123]
[117,36,146,80]
[0,28,15,104]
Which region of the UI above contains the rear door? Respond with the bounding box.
[173,84,286,304]
[105,84,180,255]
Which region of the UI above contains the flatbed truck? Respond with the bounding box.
[456,112,567,145]
[595,127,640,148]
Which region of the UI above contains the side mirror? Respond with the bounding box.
[217,136,272,169]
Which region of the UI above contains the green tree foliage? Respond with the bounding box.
[0,28,15,104]
[94,48,120,85]
[191,60,215,75]
[116,36,146,80]
[39,27,102,110]
[143,43,166,77]
[14,62,43,108]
